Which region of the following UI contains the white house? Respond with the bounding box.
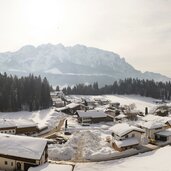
[0,119,39,136]
[155,128,171,142]
[0,133,48,171]
[110,123,145,151]
[137,121,166,140]
[0,119,17,134]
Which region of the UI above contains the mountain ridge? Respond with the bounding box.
[0,43,170,86]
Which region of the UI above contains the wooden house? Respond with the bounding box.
[0,134,48,171]
[0,119,39,136]
[137,121,166,141]
[0,119,17,134]
[77,110,113,125]
[16,124,39,136]
[110,123,145,151]
[0,125,17,135]
[109,102,120,109]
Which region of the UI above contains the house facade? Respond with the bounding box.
[0,134,48,171]
[0,126,16,135]
[137,121,166,140]
[77,110,113,125]
[110,123,145,151]
[0,119,39,136]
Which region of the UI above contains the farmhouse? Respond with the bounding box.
[53,98,65,108]
[137,121,166,141]
[0,119,17,134]
[110,123,145,151]
[16,124,39,135]
[0,133,48,171]
[109,102,120,108]
[77,110,113,125]
[0,119,40,136]
[67,102,88,114]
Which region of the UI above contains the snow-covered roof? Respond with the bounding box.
[0,119,16,129]
[56,106,69,111]
[115,113,127,119]
[66,103,81,109]
[0,133,47,160]
[165,120,171,125]
[110,123,144,137]
[137,121,166,129]
[155,128,171,137]
[142,114,170,123]
[77,110,107,118]
[114,137,139,148]
[0,119,37,129]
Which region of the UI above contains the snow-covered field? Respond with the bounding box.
[29,163,73,171]
[74,146,171,171]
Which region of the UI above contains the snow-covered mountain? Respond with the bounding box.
[0,43,170,86]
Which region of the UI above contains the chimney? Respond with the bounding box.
[145,107,148,115]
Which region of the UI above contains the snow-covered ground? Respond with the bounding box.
[48,95,161,161]
[31,146,171,171]
[0,95,168,162]
[48,130,118,161]
[74,146,171,171]
[28,163,73,171]
[0,108,65,131]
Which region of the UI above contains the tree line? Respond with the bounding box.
[62,78,171,100]
[0,73,52,112]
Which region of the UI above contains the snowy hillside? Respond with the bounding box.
[0,43,170,86]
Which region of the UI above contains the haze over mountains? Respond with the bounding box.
[0,44,170,86]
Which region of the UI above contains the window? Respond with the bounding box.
[5,161,8,165]
[11,162,13,166]
[132,134,135,137]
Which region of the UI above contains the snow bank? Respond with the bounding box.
[48,130,116,161]
[74,146,171,171]
[28,163,72,171]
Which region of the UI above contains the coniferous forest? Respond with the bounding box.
[62,78,171,100]
[0,73,52,112]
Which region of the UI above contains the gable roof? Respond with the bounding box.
[155,128,171,137]
[110,123,144,137]
[0,133,47,160]
[0,119,37,129]
[137,121,166,129]
[66,103,81,109]
[77,110,107,118]
[114,137,139,148]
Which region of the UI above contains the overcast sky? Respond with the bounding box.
[0,0,171,77]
